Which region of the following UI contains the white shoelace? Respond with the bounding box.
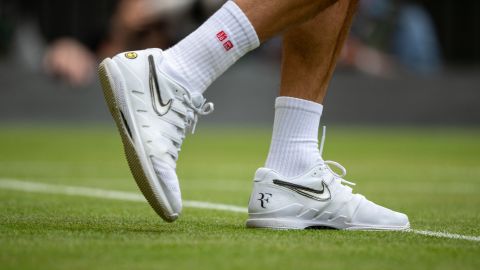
[319,126,356,187]
[182,93,214,134]
[165,92,214,161]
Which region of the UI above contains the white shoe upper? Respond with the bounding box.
[247,128,409,230]
[109,48,213,216]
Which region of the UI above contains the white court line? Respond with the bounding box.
[0,178,479,242]
[0,179,247,213]
[409,230,480,242]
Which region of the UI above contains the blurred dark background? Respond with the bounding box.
[0,0,479,126]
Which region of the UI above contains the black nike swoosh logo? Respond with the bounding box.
[148,55,173,116]
[273,179,331,201]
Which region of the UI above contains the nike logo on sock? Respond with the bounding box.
[273,179,331,201]
[148,55,173,116]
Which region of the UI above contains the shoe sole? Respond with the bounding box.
[98,58,178,222]
[246,218,410,231]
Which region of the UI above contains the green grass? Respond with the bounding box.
[0,125,479,270]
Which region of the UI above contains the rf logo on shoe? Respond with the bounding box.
[258,192,272,208]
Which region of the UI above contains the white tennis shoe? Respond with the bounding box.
[246,128,410,230]
[98,49,213,222]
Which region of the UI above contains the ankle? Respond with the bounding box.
[264,96,323,178]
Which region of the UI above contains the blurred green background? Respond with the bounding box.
[1,0,479,269]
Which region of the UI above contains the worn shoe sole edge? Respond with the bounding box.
[98,58,178,222]
[246,218,410,231]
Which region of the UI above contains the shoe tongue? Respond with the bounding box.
[190,93,205,108]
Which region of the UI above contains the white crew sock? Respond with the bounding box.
[159,1,259,94]
[265,96,324,178]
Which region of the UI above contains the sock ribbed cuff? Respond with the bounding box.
[275,96,324,115]
[223,1,260,55]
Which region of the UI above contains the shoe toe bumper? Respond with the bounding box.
[351,200,410,230]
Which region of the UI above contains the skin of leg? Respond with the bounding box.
[279,0,359,103]
[235,0,340,42]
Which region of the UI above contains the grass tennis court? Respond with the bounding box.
[1,126,479,269]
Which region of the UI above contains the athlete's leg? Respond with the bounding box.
[251,0,409,230]
[280,0,358,103]
[236,0,339,42]
[161,0,341,95]
[266,0,358,178]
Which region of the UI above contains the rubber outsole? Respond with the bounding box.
[246,218,411,231]
[98,59,178,222]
